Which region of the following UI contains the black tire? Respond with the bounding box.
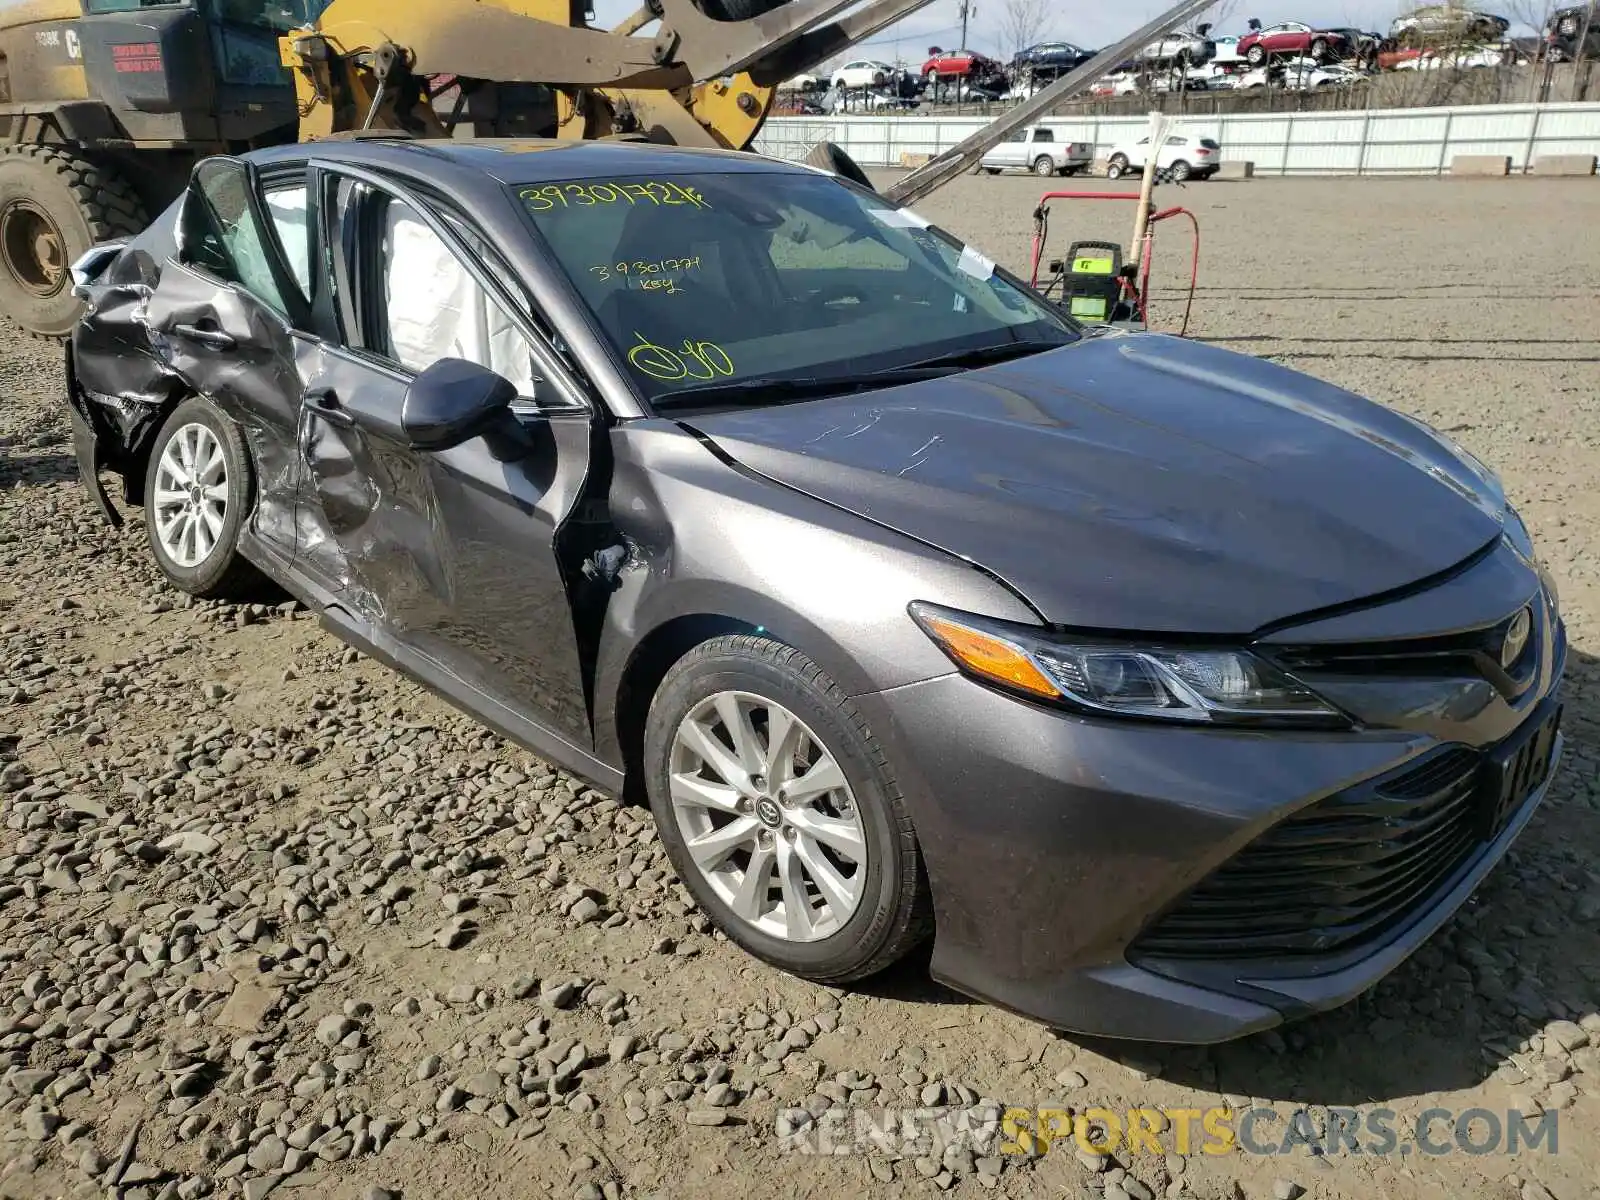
[143,396,263,599]
[643,635,932,984]
[1246,43,1267,65]
[0,145,147,339]
[1031,155,1056,176]
[694,0,787,18]
[1310,37,1330,61]
[1106,154,1129,179]
[1169,159,1192,181]
[803,141,875,190]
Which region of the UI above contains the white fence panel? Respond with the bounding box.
[754,102,1600,176]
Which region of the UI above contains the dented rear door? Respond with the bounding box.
[139,159,320,559]
[142,261,313,556]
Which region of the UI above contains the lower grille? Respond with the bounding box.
[1133,747,1485,959]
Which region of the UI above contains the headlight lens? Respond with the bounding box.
[909,602,1347,727]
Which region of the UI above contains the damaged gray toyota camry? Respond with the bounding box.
[65,138,1565,1043]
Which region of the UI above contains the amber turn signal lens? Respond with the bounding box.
[920,615,1061,698]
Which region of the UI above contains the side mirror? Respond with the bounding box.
[400,358,518,452]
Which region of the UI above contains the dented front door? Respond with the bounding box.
[293,170,599,751]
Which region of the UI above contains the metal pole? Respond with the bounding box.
[1129,110,1168,268]
[885,0,1215,204]
[959,0,971,51]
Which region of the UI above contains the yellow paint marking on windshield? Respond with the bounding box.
[589,255,704,283]
[627,332,735,382]
[520,182,712,212]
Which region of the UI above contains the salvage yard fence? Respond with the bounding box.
[754,101,1600,176]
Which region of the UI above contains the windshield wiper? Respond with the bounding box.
[898,338,1073,371]
[650,369,946,410]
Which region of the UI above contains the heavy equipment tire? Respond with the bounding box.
[804,141,875,191]
[643,634,933,984]
[0,145,147,339]
[695,0,789,19]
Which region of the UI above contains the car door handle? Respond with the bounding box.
[170,322,236,351]
[302,388,355,429]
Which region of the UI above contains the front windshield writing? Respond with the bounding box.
[511,171,1077,406]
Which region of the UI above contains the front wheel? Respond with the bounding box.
[1246,43,1267,65]
[1106,155,1129,179]
[143,396,263,598]
[1032,155,1056,176]
[1310,37,1330,61]
[643,635,931,983]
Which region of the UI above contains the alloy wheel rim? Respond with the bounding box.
[153,423,228,568]
[668,690,867,942]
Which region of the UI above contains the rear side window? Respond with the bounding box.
[264,185,311,298]
[183,162,309,323]
[1032,129,1055,143]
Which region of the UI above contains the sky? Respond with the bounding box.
[591,0,1545,68]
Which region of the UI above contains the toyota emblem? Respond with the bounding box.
[1501,606,1532,669]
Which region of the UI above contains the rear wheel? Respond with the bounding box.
[143,397,263,599]
[1032,155,1056,176]
[1169,159,1192,181]
[643,635,931,983]
[0,145,146,339]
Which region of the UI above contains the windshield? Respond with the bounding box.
[86,0,330,29]
[511,170,1078,408]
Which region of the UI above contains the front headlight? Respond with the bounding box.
[909,602,1349,728]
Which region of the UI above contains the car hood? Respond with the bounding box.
[682,333,1508,633]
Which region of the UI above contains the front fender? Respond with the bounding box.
[589,420,1040,768]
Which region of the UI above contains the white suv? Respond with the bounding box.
[1105,132,1223,181]
[830,60,895,89]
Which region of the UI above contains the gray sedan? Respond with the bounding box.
[67,138,1564,1042]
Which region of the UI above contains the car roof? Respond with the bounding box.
[245,137,806,187]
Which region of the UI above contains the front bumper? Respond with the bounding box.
[856,584,1564,1043]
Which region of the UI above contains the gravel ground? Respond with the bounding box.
[1,174,1598,1200]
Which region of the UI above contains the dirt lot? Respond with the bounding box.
[1,175,1598,1200]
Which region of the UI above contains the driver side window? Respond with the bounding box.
[377,199,540,398]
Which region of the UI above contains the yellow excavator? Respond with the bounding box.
[0,0,1210,337]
